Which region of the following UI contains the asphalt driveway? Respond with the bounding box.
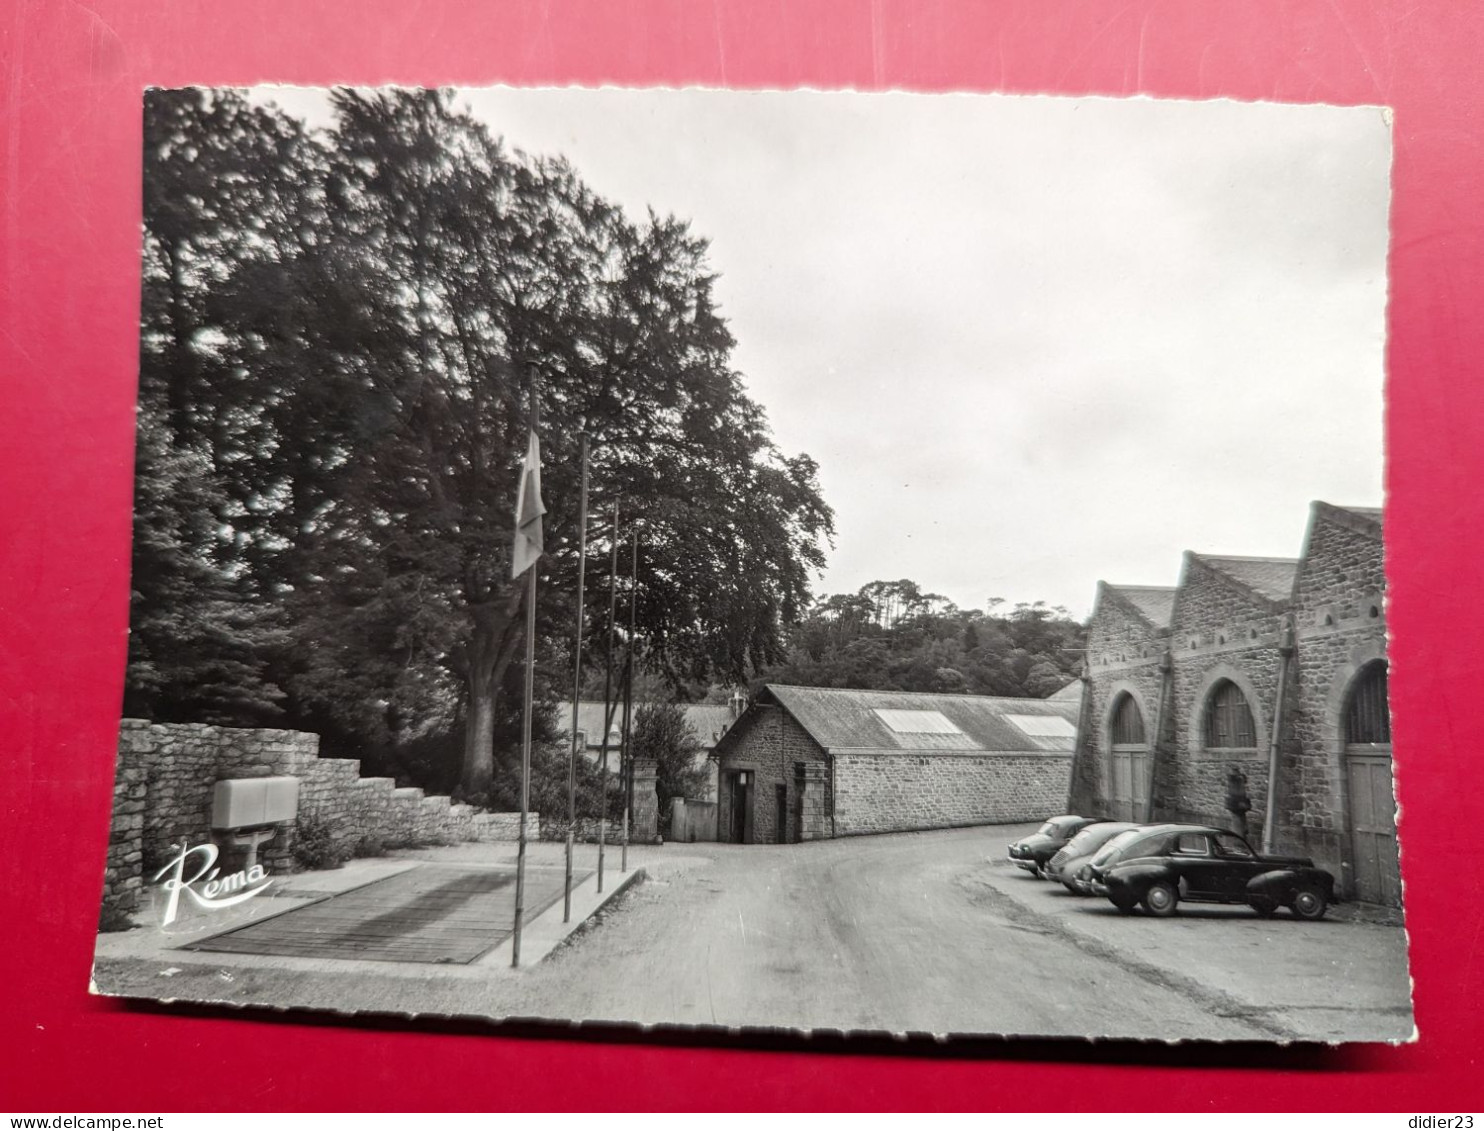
[93,823,1413,1042]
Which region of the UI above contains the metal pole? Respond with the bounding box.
[563,435,589,922]
[596,502,619,893]
[1262,617,1297,853]
[511,368,540,968]
[621,526,638,869]
[1146,651,1173,825]
[511,562,536,966]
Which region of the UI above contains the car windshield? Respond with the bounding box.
[1089,829,1144,865]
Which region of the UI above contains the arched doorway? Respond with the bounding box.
[1108,692,1151,822]
[1344,661,1400,905]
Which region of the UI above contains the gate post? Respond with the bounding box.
[631,758,660,844]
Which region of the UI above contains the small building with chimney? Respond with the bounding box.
[557,697,745,801]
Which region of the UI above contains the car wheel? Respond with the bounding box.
[1248,896,1278,918]
[1142,881,1179,917]
[1291,886,1328,920]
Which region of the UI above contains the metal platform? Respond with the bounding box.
[186,863,585,965]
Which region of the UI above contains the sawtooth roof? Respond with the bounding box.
[1196,555,1300,604]
[757,684,1080,754]
[1106,584,1177,627]
[1314,501,1383,539]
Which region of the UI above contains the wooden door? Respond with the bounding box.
[1130,749,1151,822]
[1110,750,1128,821]
[1346,749,1400,906]
[728,773,751,844]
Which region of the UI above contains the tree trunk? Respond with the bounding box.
[459,588,526,798]
[461,616,500,797]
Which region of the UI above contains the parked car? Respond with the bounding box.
[1046,821,1143,893]
[1064,824,1171,894]
[1007,815,1100,877]
[1088,824,1337,919]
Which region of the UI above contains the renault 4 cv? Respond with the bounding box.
[1088,824,1337,919]
[1006,815,1100,877]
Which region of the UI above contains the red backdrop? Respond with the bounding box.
[3,0,1481,1111]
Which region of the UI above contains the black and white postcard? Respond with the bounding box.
[93,85,1410,1043]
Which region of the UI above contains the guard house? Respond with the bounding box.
[712,685,1080,843]
[1068,501,1398,905]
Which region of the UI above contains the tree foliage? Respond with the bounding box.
[760,582,1085,698]
[130,88,833,797]
[628,702,710,835]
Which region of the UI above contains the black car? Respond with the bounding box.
[1006,815,1099,877]
[1089,824,1337,919]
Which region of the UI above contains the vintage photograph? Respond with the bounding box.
[92,85,1410,1042]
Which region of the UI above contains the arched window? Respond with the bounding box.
[1110,693,1146,746]
[1345,662,1391,744]
[1203,679,1257,748]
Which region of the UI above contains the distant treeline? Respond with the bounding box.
[758,579,1085,698]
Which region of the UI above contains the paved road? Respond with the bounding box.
[94,825,1412,1041]
[518,828,1267,1038]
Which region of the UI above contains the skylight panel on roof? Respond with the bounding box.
[1003,714,1077,738]
[872,709,963,735]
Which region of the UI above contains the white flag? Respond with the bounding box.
[511,430,546,578]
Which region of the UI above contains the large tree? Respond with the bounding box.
[131,88,834,798]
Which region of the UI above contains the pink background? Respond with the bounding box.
[3,0,1481,1111]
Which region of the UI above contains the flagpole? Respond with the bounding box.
[620,525,638,871]
[564,434,588,923]
[511,367,541,968]
[596,501,619,894]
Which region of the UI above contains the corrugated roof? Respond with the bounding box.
[1107,584,1177,627]
[762,685,1080,754]
[1047,680,1085,701]
[1198,555,1299,603]
[684,704,742,746]
[556,701,738,751]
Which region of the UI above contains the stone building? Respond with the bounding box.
[712,685,1079,843]
[1067,501,1398,905]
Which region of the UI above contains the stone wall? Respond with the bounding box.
[1070,585,1170,817]
[1159,555,1290,832]
[1281,505,1391,893]
[1069,503,1398,905]
[102,720,535,924]
[538,815,631,843]
[832,752,1072,835]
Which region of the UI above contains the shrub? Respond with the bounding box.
[98,898,138,933]
[352,832,388,858]
[293,813,349,870]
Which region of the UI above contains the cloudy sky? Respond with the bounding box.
[261,86,1391,617]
